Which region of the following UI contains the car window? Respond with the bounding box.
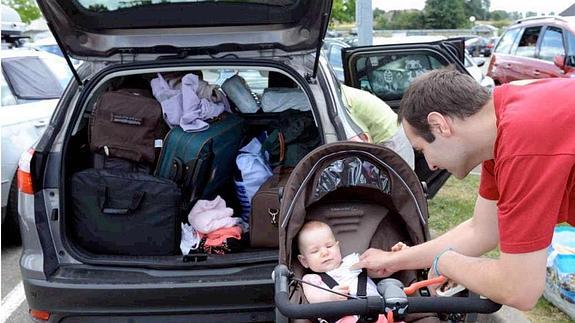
[495,28,521,54]
[539,27,565,62]
[1,56,65,100]
[514,26,542,58]
[204,69,269,95]
[0,73,17,106]
[567,31,575,66]
[353,53,446,101]
[329,44,344,70]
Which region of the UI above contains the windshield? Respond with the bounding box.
[77,0,296,11]
[1,55,72,100]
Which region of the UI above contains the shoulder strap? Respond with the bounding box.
[318,270,368,297]
[318,273,339,289]
[357,269,368,297]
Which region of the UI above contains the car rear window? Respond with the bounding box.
[1,56,64,100]
[539,27,565,61]
[77,0,296,11]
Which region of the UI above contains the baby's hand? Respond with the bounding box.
[331,285,350,301]
[391,241,409,252]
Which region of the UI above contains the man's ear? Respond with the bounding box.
[298,254,309,268]
[427,112,452,137]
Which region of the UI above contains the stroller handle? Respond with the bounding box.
[274,265,502,319]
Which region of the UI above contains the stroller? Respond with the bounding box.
[273,142,500,322]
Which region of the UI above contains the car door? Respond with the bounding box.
[341,40,468,198]
[535,25,569,78]
[489,27,522,84]
[507,26,544,81]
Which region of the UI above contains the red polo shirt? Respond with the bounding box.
[479,79,575,254]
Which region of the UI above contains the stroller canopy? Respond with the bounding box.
[278,142,431,266]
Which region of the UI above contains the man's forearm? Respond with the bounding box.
[391,218,497,270]
[438,250,546,310]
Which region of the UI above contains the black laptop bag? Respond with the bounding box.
[71,169,181,256]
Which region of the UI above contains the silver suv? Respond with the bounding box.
[19,1,470,321]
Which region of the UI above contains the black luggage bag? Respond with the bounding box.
[71,169,181,256]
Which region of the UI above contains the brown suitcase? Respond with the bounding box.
[249,169,290,248]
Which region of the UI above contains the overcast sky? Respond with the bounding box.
[373,0,574,15]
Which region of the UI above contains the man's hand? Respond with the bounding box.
[350,248,399,278]
[331,285,350,301]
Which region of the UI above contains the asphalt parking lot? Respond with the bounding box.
[1,242,32,323]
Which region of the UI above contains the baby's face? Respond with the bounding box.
[298,226,342,272]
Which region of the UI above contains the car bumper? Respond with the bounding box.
[22,264,276,322]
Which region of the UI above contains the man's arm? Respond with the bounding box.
[355,195,499,274]
[437,248,547,310]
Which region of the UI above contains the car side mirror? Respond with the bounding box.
[473,57,486,67]
[554,54,566,70]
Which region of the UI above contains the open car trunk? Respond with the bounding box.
[62,61,323,268]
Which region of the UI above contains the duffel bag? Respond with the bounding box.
[71,169,181,256]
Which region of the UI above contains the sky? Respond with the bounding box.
[373,0,575,15]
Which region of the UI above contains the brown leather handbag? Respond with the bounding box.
[249,169,291,248]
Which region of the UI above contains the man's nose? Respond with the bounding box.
[426,160,438,171]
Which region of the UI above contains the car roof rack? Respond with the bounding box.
[514,16,569,24]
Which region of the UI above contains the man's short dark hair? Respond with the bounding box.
[398,67,490,143]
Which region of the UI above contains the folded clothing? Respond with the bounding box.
[188,195,240,234]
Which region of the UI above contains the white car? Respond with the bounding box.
[1,49,72,240]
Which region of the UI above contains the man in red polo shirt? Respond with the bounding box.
[351,68,575,310]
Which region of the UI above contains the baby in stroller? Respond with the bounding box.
[297,220,408,323]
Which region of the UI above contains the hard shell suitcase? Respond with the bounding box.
[71,169,181,256]
[155,113,246,203]
[249,170,290,248]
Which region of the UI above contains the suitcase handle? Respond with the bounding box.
[98,187,146,215]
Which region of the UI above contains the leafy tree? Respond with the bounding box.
[464,0,490,21]
[490,10,509,21]
[525,11,538,18]
[391,10,426,29]
[331,0,356,24]
[1,0,41,24]
[424,0,468,29]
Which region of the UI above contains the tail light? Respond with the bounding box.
[29,309,50,321]
[17,148,35,195]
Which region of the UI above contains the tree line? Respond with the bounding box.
[332,0,552,30]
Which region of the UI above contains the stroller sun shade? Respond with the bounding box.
[314,156,392,201]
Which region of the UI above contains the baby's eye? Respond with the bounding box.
[310,249,319,254]
[326,243,334,248]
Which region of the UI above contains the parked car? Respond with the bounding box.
[487,16,575,84]
[483,36,499,57]
[324,36,494,92]
[20,1,473,321]
[1,49,72,244]
[465,37,488,57]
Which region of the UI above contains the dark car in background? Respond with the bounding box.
[487,16,575,84]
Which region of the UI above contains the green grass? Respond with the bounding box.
[427,175,573,323]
